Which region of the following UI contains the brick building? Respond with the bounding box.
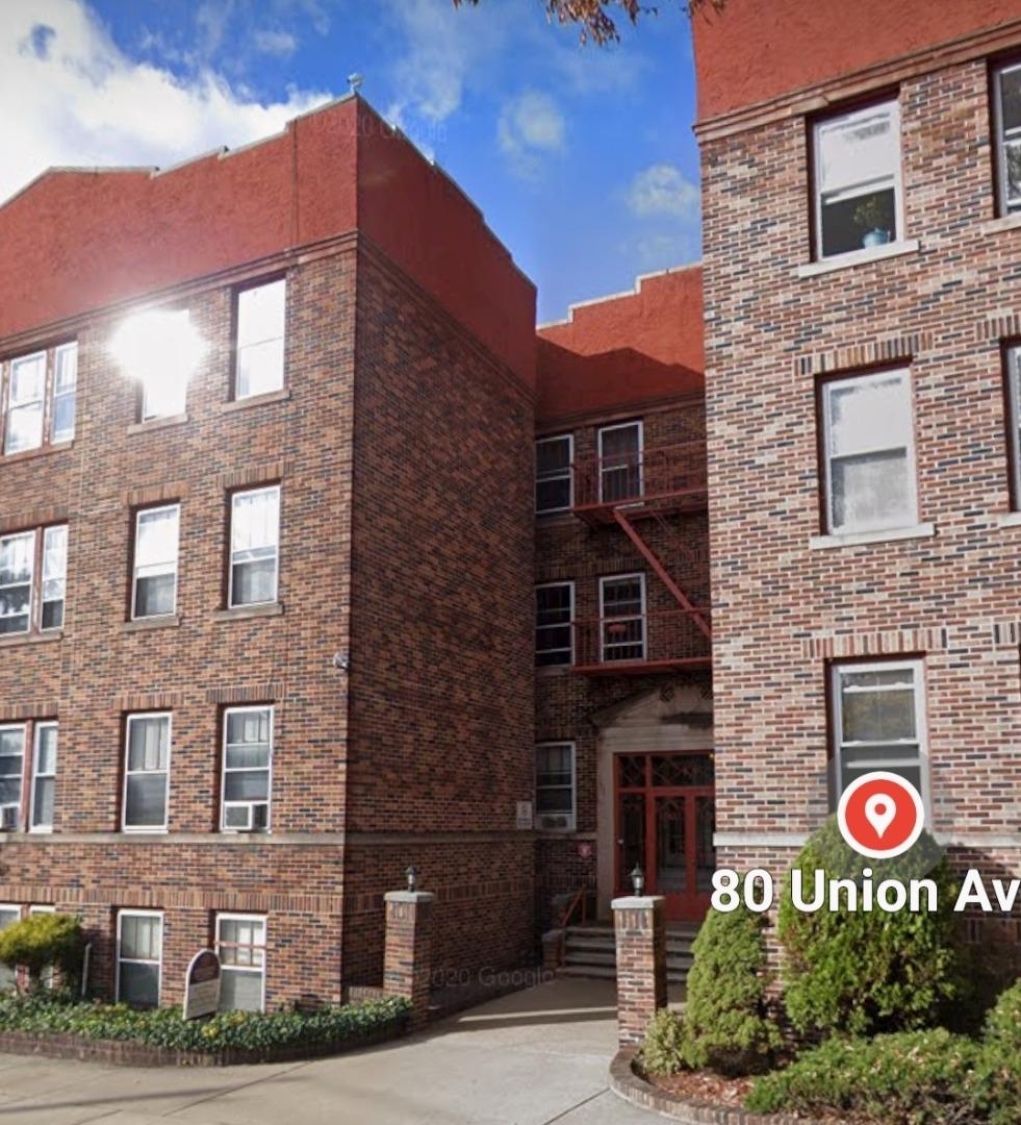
[0,95,538,1007]
[692,0,1021,953]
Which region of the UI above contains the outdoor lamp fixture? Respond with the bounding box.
[630,864,645,895]
[109,308,207,415]
[406,865,418,893]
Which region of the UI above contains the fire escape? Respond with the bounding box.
[571,421,711,675]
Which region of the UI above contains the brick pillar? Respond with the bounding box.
[383,891,435,1027]
[612,895,667,1046]
[541,928,565,972]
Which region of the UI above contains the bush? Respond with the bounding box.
[983,978,1021,1055]
[778,819,963,1038]
[0,990,410,1053]
[746,1029,990,1122]
[640,1007,685,1076]
[679,904,781,1075]
[0,914,85,990]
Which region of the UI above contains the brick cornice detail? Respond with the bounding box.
[0,506,69,535]
[116,691,186,711]
[795,332,932,377]
[979,311,1021,341]
[205,683,286,704]
[2,886,343,914]
[0,701,59,722]
[124,482,189,507]
[801,627,950,660]
[216,462,287,490]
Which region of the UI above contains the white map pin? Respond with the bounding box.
[864,793,897,839]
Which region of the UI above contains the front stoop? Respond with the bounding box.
[558,922,698,984]
[609,1047,827,1125]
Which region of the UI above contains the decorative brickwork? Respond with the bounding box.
[383,891,435,1027]
[612,895,667,1046]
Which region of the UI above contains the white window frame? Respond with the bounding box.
[28,905,56,988]
[0,725,25,831]
[821,368,918,535]
[0,905,20,992]
[216,913,267,1012]
[0,530,34,636]
[598,420,644,503]
[600,573,647,662]
[116,909,163,1007]
[994,61,1021,216]
[3,351,47,455]
[1006,345,1021,507]
[50,343,78,444]
[535,581,575,667]
[122,713,171,833]
[0,526,68,636]
[813,99,904,261]
[40,525,67,631]
[535,434,574,514]
[228,485,280,609]
[29,721,57,834]
[534,742,576,832]
[831,659,929,811]
[235,279,286,400]
[131,505,180,620]
[220,706,273,833]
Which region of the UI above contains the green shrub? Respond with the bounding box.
[640,1007,685,1076]
[0,990,410,1053]
[679,904,781,1075]
[778,819,963,1038]
[983,978,1021,1055]
[746,1029,989,1122]
[0,914,85,990]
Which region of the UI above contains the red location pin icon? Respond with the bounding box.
[837,771,925,859]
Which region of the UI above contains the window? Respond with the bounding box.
[138,311,190,420]
[1006,346,1021,505]
[813,99,902,259]
[123,714,171,832]
[235,280,286,399]
[600,574,646,662]
[0,907,19,991]
[117,911,162,1007]
[0,525,67,636]
[216,914,267,1011]
[229,486,280,607]
[599,421,643,503]
[535,435,573,513]
[535,583,574,667]
[820,370,917,534]
[28,906,56,988]
[221,707,272,832]
[994,62,1021,216]
[0,726,25,830]
[132,505,179,619]
[535,743,576,831]
[29,723,57,832]
[831,660,927,804]
[1,343,77,455]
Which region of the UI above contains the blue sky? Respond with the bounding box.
[0,0,702,322]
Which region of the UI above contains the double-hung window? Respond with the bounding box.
[123,714,171,832]
[117,910,162,1007]
[1005,345,1021,506]
[600,574,646,662]
[535,583,574,667]
[0,907,19,991]
[29,723,57,832]
[229,486,280,607]
[599,421,643,503]
[535,435,573,513]
[235,280,286,399]
[0,722,58,832]
[820,370,917,534]
[813,99,902,259]
[221,707,272,831]
[0,525,67,636]
[0,726,25,830]
[831,660,927,804]
[993,62,1021,216]
[132,506,179,619]
[217,914,267,1011]
[1,343,77,455]
[535,743,576,831]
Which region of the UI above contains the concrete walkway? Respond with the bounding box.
[0,979,656,1124]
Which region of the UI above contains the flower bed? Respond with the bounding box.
[0,992,411,1066]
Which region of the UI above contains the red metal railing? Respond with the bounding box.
[559,887,590,929]
[572,608,712,671]
[572,441,707,512]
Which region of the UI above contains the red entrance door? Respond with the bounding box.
[615,752,715,922]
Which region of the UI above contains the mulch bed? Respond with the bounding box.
[648,1069,756,1106]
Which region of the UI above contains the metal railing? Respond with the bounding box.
[572,441,707,511]
[572,608,712,669]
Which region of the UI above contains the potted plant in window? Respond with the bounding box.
[852,195,894,248]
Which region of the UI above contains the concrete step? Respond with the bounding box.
[558,964,617,980]
[565,950,617,967]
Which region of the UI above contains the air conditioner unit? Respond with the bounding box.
[225,802,269,832]
[0,807,19,831]
[535,813,573,832]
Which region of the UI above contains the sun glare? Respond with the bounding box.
[109,309,207,412]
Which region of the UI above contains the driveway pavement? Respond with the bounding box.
[0,979,657,1124]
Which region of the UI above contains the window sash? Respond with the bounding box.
[822,370,917,534]
[51,343,77,443]
[229,487,280,608]
[216,914,267,1012]
[29,723,57,832]
[221,707,273,831]
[123,715,171,831]
[535,583,574,666]
[0,725,25,826]
[599,422,643,503]
[117,911,162,1007]
[41,526,67,631]
[0,531,34,635]
[535,435,573,513]
[1008,346,1021,507]
[4,352,46,454]
[535,743,576,825]
[995,63,1021,215]
[600,573,646,661]
[0,907,19,991]
[132,506,179,620]
[236,280,286,399]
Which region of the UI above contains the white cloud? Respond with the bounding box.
[252,29,298,57]
[498,90,565,179]
[625,163,700,220]
[0,0,333,206]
